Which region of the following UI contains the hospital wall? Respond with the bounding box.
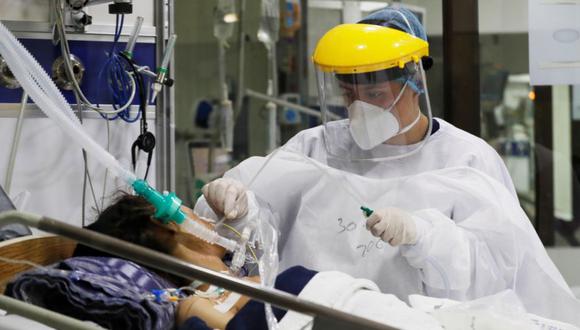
[0,0,157,227]
[0,115,155,227]
[173,0,271,203]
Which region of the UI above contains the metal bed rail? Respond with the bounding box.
[0,211,398,330]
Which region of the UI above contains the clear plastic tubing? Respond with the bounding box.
[182,218,237,252]
[0,20,239,253]
[0,21,138,185]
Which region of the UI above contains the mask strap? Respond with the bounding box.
[386,80,408,112]
[393,9,415,37]
[398,108,422,135]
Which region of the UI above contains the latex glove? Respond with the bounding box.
[365,207,418,246]
[201,178,248,220]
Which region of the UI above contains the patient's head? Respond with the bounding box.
[78,193,226,259]
[85,193,176,254]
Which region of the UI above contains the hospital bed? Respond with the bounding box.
[0,210,397,330]
[0,235,101,330]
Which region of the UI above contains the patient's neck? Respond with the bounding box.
[172,244,228,272]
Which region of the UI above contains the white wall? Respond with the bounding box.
[395,0,443,36]
[404,0,530,35]
[479,0,528,34]
[548,248,580,289]
[0,0,48,21]
[0,110,155,227]
[552,86,574,221]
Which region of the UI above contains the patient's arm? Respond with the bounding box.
[176,276,260,329]
[177,295,236,329]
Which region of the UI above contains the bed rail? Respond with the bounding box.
[0,210,398,330]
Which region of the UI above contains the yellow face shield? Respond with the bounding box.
[312,24,433,160]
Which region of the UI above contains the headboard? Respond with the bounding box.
[0,235,77,293]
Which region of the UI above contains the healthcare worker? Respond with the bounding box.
[193,7,571,316]
[199,7,516,237]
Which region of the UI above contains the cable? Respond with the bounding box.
[53,1,136,116]
[119,53,146,129]
[220,222,259,264]
[95,13,140,122]
[75,91,100,226]
[119,52,155,180]
[100,118,111,211]
[5,91,28,195]
[76,91,87,227]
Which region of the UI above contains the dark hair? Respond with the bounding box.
[73,193,176,257]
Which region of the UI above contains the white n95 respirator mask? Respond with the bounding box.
[348,99,421,150]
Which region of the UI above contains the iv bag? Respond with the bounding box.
[214,0,237,41]
[257,0,280,48]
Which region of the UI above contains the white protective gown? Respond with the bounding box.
[195,120,580,325]
[283,118,517,196]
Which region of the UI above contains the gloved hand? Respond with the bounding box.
[365,207,418,246]
[201,178,248,220]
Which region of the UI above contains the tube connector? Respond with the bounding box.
[132,179,186,224]
[360,206,374,217]
[150,68,168,103]
[230,225,252,274]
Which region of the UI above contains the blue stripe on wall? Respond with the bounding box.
[0,38,156,105]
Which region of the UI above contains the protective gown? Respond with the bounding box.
[195,120,580,325]
[284,118,517,194]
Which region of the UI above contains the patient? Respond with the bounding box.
[72,194,536,330]
[75,193,229,275]
[75,193,315,330]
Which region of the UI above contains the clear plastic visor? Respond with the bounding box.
[316,61,433,161]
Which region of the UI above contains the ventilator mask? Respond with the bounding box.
[347,80,421,150]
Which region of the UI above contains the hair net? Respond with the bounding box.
[358,7,428,94]
[358,7,427,41]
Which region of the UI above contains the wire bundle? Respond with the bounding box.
[97,14,140,122]
[52,0,136,118]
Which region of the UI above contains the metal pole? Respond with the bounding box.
[234,0,247,122]
[0,211,396,330]
[168,0,176,191]
[246,89,336,120]
[266,48,278,152]
[246,89,344,120]
[154,0,175,191]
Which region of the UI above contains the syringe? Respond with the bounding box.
[123,16,144,60]
[150,34,177,103]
